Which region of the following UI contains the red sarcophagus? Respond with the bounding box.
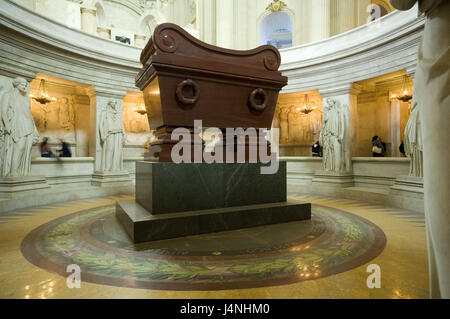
[136,23,287,162]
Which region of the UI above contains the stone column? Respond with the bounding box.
[215,0,235,49]
[97,26,111,40]
[389,97,401,157]
[198,0,217,45]
[80,6,97,34]
[86,87,130,187]
[336,0,357,34]
[357,0,372,26]
[134,34,147,48]
[311,0,331,42]
[312,83,361,195]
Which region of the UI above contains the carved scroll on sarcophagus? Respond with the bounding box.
[136,23,288,162]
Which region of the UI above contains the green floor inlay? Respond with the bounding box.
[21,204,386,290]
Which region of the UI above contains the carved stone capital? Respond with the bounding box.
[80,6,97,16]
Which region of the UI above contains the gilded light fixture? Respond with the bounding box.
[296,94,317,114]
[29,79,57,104]
[266,0,287,12]
[391,75,413,103]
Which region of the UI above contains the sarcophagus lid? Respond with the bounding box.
[136,23,287,131]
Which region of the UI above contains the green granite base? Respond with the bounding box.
[135,162,287,215]
[117,162,310,243]
[116,199,311,243]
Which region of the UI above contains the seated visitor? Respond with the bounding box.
[58,139,72,158]
[371,136,385,157]
[40,137,55,158]
[399,141,406,157]
[312,141,322,157]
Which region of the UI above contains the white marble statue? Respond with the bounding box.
[99,100,125,172]
[272,107,280,130]
[0,84,3,174]
[59,97,75,132]
[279,106,290,143]
[0,77,39,177]
[404,100,423,177]
[319,98,346,172]
[391,0,450,299]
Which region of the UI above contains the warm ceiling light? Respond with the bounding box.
[299,94,316,114]
[31,79,57,105]
[394,75,413,103]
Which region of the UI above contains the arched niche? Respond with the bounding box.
[82,0,107,28]
[93,0,107,27]
[138,10,166,38]
[260,11,293,50]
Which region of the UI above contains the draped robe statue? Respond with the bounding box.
[319,98,345,171]
[0,77,39,177]
[99,100,125,172]
[404,100,423,177]
[279,106,290,143]
[391,0,450,298]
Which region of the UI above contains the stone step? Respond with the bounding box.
[341,186,389,203]
[0,184,134,215]
[116,199,311,243]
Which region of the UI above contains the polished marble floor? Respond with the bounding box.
[0,194,429,298]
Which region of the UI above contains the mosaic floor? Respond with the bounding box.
[0,194,429,298]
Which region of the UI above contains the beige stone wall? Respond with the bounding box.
[28,75,92,157]
[122,91,154,157]
[10,0,396,51]
[275,91,323,156]
[355,71,413,157]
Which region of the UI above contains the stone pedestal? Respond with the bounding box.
[390,175,424,198]
[311,170,354,196]
[97,26,111,40]
[134,34,146,47]
[389,175,424,212]
[0,176,49,199]
[91,171,131,187]
[312,170,354,186]
[116,162,311,243]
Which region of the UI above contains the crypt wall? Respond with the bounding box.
[122,91,155,157]
[199,0,394,50]
[9,0,394,51]
[9,0,198,47]
[274,91,323,156]
[28,74,92,157]
[355,71,413,157]
[0,0,425,213]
